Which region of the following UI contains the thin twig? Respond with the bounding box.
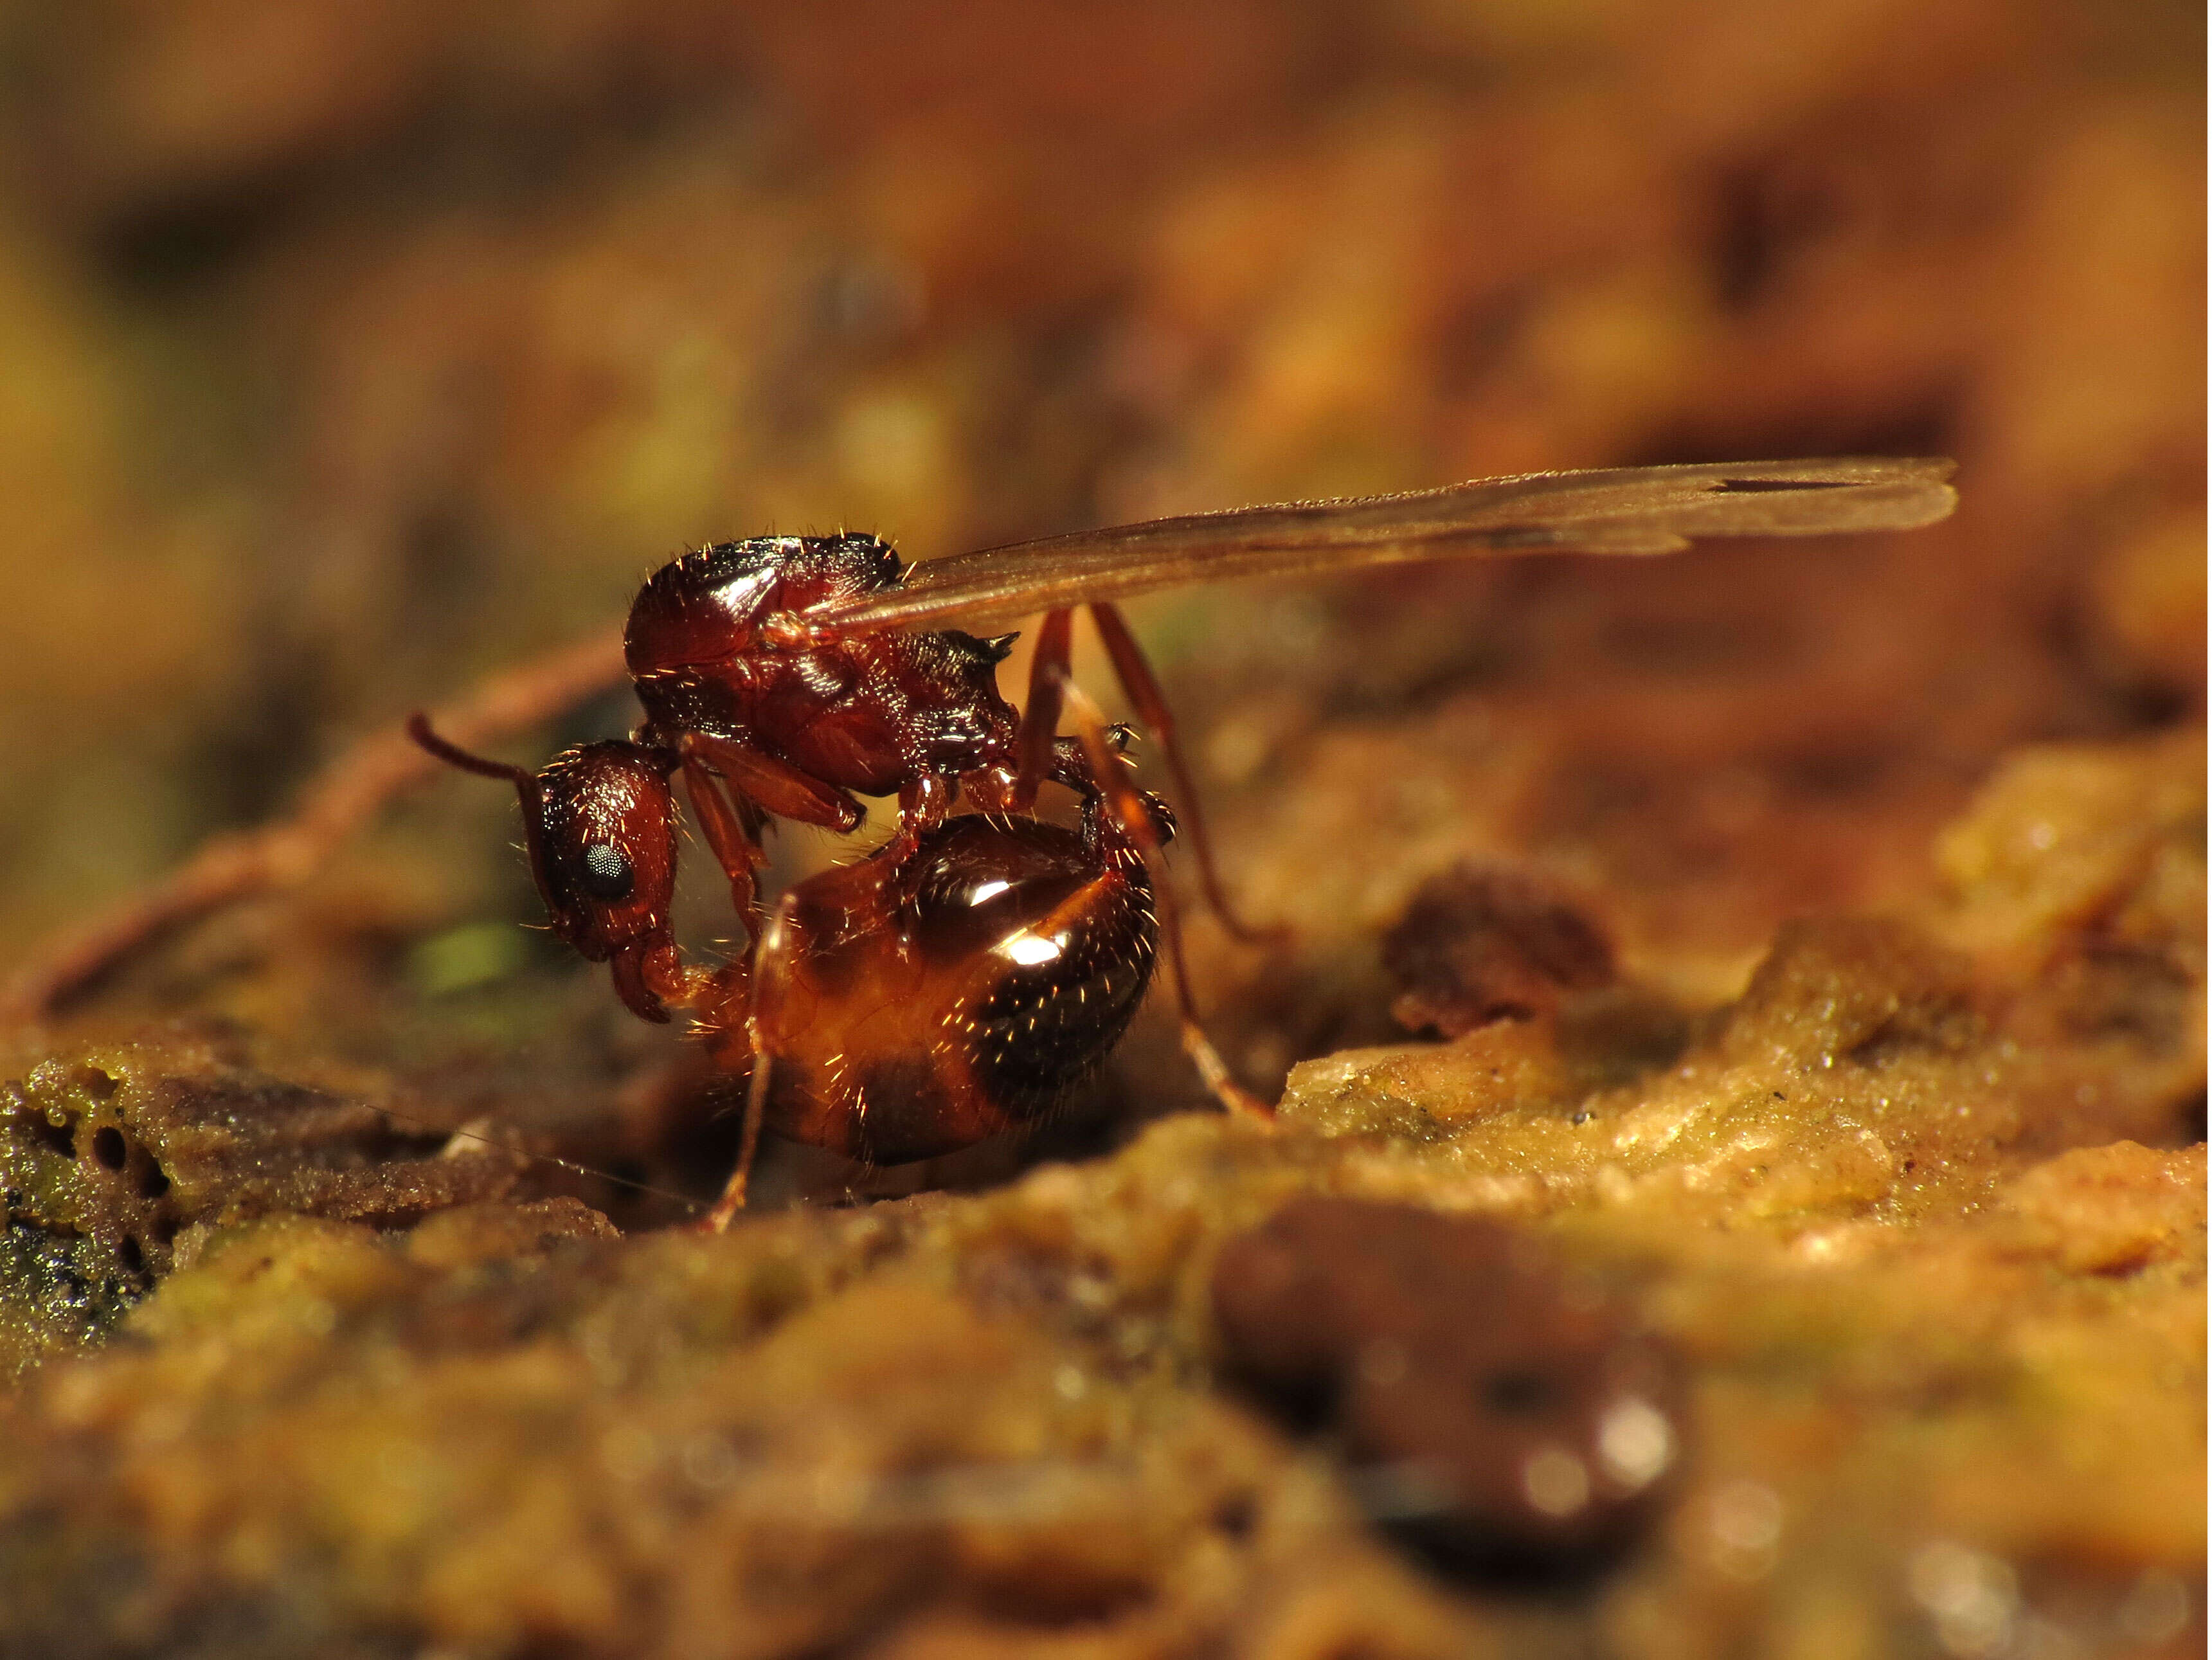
[4,628,628,1025]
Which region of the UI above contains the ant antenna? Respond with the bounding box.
[357,1096,708,1218]
[407,714,542,800]
[408,714,560,901]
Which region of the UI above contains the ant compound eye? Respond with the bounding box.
[578,841,634,901]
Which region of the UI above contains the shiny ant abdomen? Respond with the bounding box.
[695,807,1164,1169]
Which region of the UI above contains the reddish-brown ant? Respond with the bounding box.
[409,715,1174,1223]
[415,457,1956,1220]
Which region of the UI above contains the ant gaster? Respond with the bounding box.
[415,458,1958,1220]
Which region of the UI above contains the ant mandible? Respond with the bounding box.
[415,457,1957,1217]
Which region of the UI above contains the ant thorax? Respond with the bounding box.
[624,534,1020,797]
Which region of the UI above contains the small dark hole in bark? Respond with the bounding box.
[140,1162,171,1199]
[117,1234,145,1274]
[1212,1493,1259,1540]
[91,1126,128,1170]
[36,1117,76,1159]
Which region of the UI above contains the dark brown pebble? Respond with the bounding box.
[1383,863,1616,1036]
[1211,1196,1683,1582]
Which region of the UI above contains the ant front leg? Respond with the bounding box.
[679,732,865,835]
[679,755,767,932]
[1059,680,1274,1126]
[1089,602,1277,945]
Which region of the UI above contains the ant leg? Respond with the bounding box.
[1088,603,1275,944]
[699,885,804,1231]
[1058,677,1274,1125]
[680,732,865,833]
[883,773,955,863]
[1005,608,1075,811]
[700,1049,771,1232]
[679,756,766,929]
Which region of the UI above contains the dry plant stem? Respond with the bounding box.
[3,628,629,1025]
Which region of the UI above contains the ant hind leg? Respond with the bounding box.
[1003,607,1075,812]
[1087,602,1279,946]
[1057,677,1274,1126]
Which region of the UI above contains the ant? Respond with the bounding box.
[413,457,1956,1220]
[409,714,1176,1226]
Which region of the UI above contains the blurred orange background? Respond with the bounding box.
[0,0,2199,1013]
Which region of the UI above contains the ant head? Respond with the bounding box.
[531,743,681,974]
[409,717,681,1022]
